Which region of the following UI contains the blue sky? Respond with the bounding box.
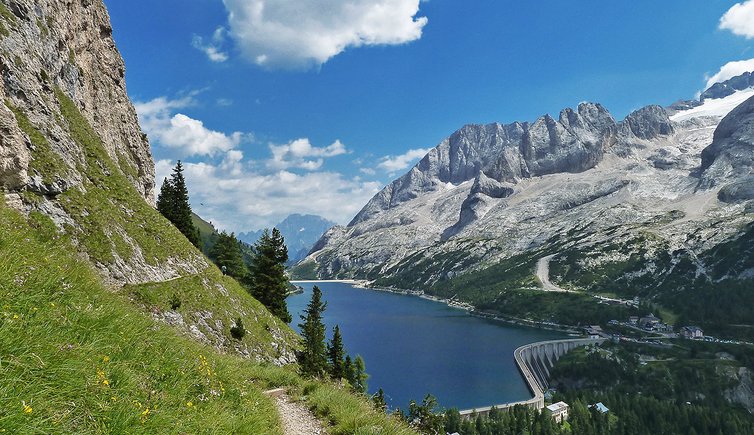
[104,0,754,232]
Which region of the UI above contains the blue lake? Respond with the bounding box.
[287,281,568,411]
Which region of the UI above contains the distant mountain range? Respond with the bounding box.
[296,72,754,339]
[238,214,336,264]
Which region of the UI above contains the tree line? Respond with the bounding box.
[157,161,291,323]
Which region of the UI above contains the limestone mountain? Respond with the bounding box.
[239,213,336,264]
[299,73,754,338]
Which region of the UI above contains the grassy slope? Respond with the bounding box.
[0,205,414,434]
[2,90,413,434]
[0,205,283,433]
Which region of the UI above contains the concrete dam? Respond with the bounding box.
[459,337,604,418]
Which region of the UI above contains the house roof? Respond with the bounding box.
[594,402,609,413]
[546,401,569,413]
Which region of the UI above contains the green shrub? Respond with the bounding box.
[230,317,246,340]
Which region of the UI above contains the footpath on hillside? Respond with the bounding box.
[267,389,327,435]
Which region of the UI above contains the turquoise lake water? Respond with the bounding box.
[287,281,568,411]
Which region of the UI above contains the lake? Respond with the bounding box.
[287,281,568,411]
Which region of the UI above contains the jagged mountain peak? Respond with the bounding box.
[303,83,754,291]
[701,71,754,102]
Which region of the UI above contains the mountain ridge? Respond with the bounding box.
[297,71,754,337]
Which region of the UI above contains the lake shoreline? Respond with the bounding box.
[292,279,582,336]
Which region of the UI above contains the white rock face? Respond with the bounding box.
[306,76,754,286]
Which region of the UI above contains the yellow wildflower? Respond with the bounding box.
[12,314,19,320]
[102,356,110,363]
[50,302,55,307]
[186,401,193,408]
[103,379,110,386]
[140,407,150,423]
[22,401,32,414]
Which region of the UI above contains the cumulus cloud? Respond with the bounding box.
[192,27,229,62]
[135,95,249,157]
[157,158,381,232]
[377,148,430,173]
[720,0,754,39]
[268,138,349,170]
[221,0,428,68]
[705,58,754,89]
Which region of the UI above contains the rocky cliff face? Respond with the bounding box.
[0,0,297,364]
[301,72,754,301]
[0,0,152,199]
[0,0,205,284]
[699,95,754,198]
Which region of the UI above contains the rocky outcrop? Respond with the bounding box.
[0,0,208,285]
[702,71,754,101]
[619,105,674,140]
[699,95,754,192]
[350,103,618,226]
[0,0,153,201]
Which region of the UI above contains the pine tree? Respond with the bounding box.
[372,388,387,413]
[246,228,291,323]
[344,355,355,385]
[327,325,346,379]
[156,161,201,248]
[297,285,327,377]
[353,355,369,394]
[209,231,246,278]
[156,177,175,221]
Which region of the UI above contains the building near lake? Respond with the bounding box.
[680,326,704,339]
[545,401,570,423]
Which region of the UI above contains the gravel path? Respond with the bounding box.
[274,393,327,435]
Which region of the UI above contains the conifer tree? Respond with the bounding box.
[156,161,201,248]
[297,285,328,377]
[344,355,355,385]
[246,228,291,323]
[372,388,387,413]
[353,355,369,394]
[156,177,174,221]
[209,231,246,278]
[327,325,346,379]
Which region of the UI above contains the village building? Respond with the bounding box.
[639,314,661,329]
[628,316,639,325]
[545,401,570,423]
[680,326,704,339]
[585,325,604,339]
[589,402,609,414]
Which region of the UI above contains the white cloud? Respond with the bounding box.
[158,158,381,232]
[135,95,249,157]
[377,148,430,173]
[720,0,754,39]
[221,0,428,68]
[192,26,229,62]
[705,58,754,89]
[268,138,349,170]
